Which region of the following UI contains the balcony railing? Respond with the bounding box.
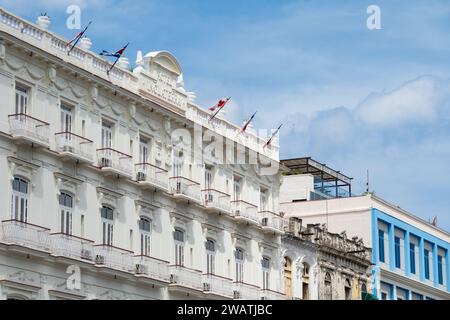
[169,265,203,292]
[233,282,261,300]
[135,163,169,191]
[134,255,170,283]
[202,189,232,214]
[55,132,94,163]
[1,220,50,252]
[203,274,234,298]
[169,177,201,203]
[97,148,133,178]
[50,233,95,262]
[231,200,260,225]
[260,211,285,234]
[93,245,134,273]
[8,114,50,147]
[260,289,286,300]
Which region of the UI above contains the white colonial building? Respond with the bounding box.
[0,8,286,300]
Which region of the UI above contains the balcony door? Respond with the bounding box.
[59,192,73,235]
[11,177,29,222]
[139,138,150,164]
[139,217,151,256]
[284,257,293,299]
[101,206,114,246]
[205,167,213,202]
[233,178,241,202]
[235,248,244,283]
[15,86,28,115]
[206,239,216,275]
[60,106,73,133]
[101,123,113,149]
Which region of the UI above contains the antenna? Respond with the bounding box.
[366,169,370,193]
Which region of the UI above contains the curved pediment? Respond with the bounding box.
[144,51,182,76]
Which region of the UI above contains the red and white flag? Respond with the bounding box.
[209,97,231,112]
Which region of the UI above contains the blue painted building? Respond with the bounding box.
[281,158,450,300]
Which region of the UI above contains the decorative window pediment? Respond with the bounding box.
[135,199,159,220]
[97,187,124,214]
[8,157,39,188]
[54,172,84,202]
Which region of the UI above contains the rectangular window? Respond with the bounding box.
[101,122,113,149]
[60,105,73,133]
[410,243,416,274]
[438,255,443,285]
[15,85,29,114]
[233,177,241,202]
[424,249,430,280]
[394,236,401,269]
[378,230,385,263]
[139,138,149,163]
[260,188,268,211]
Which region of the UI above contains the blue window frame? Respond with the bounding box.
[437,255,443,285]
[424,249,430,280]
[394,236,401,268]
[409,243,416,274]
[378,230,385,263]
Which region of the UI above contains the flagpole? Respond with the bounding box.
[209,97,231,123]
[67,21,92,56]
[107,43,129,75]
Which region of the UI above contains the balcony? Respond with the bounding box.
[169,265,203,293]
[8,114,50,148]
[50,233,95,262]
[203,274,234,299]
[135,163,169,192]
[93,245,134,273]
[97,148,133,179]
[169,177,202,204]
[55,132,94,164]
[1,220,50,252]
[134,255,170,284]
[260,289,286,300]
[231,200,260,226]
[202,189,232,215]
[260,211,285,235]
[233,282,261,300]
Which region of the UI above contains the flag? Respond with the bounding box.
[99,43,129,58]
[263,124,283,149]
[66,21,92,55]
[239,111,257,134]
[99,43,129,75]
[209,97,231,112]
[209,97,231,123]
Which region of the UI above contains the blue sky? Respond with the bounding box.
[1,0,450,231]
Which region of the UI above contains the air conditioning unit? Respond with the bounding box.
[135,263,148,275]
[205,193,214,203]
[100,157,112,168]
[261,296,268,301]
[170,274,178,284]
[203,282,211,292]
[233,291,241,299]
[62,145,74,153]
[81,249,92,261]
[95,255,105,265]
[136,171,147,182]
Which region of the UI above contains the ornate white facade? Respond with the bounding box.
[0,8,285,300]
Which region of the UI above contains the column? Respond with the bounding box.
[418,237,425,281]
[446,249,450,291]
[391,284,397,300]
[388,224,395,271]
[404,231,410,276]
[371,211,378,264]
[432,243,438,287]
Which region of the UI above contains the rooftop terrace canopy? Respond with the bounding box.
[281,157,353,198]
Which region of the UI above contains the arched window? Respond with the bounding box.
[11,177,29,222]
[235,248,245,283]
[205,239,216,275]
[59,192,73,235]
[302,262,310,300]
[262,257,271,290]
[174,229,185,266]
[345,278,352,300]
[324,272,332,300]
[284,257,293,299]
[101,206,114,246]
[139,217,151,256]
